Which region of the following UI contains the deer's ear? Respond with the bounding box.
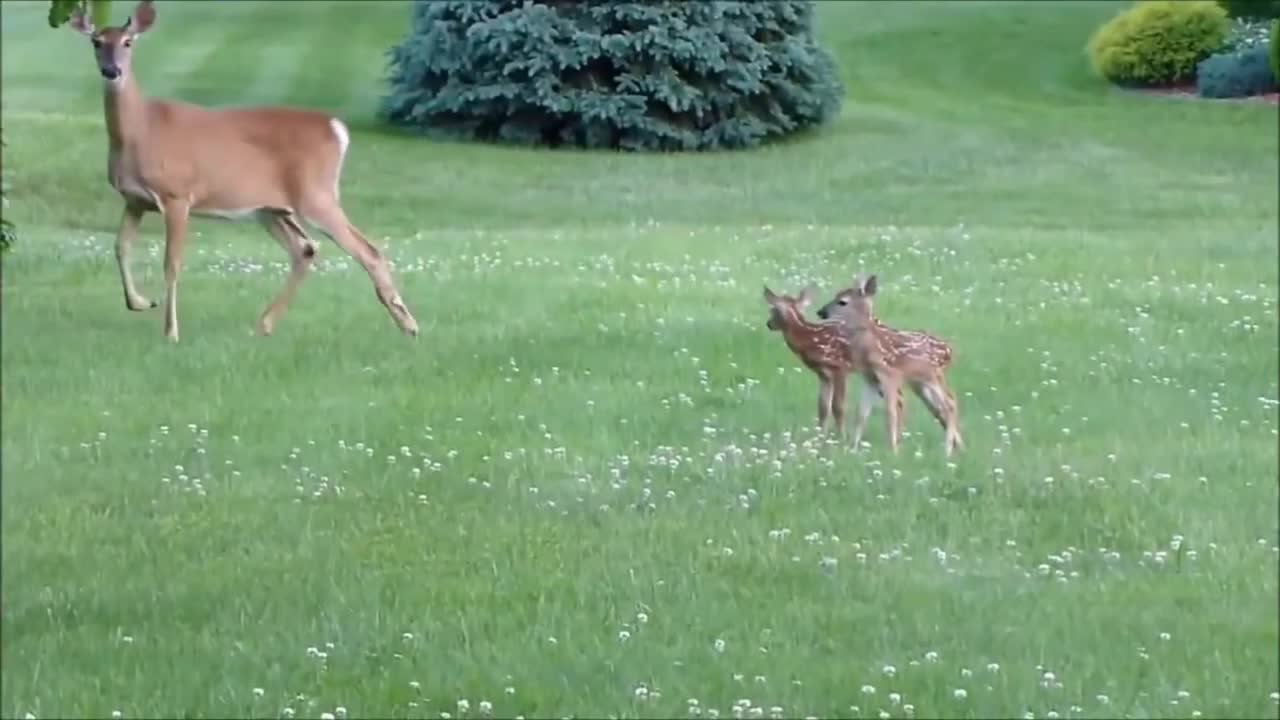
[862,274,879,296]
[796,286,815,307]
[127,0,157,35]
[69,6,96,36]
[762,286,778,304]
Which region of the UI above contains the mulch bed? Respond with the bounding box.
[1131,83,1280,104]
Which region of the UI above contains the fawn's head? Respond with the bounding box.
[69,0,156,84]
[816,273,878,324]
[763,286,815,331]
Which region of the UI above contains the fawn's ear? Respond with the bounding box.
[861,274,879,296]
[69,5,95,35]
[796,286,815,308]
[125,0,157,35]
[762,286,778,304]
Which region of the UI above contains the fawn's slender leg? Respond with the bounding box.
[816,375,834,431]
[893,388,908,439]
[944,383,964,451]
[913,379,956,456]
[115,203,155,311]
[256,212,317,336]
[910,380,949,429]
[935,378,963,454]
[831,371,848,437]
[160,199,191,342]
[878,371,903,454]
[851,379,877,450]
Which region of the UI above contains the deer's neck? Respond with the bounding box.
[838,312,885,344]
[848,310,881,332]
[103,77,148,149]
[780,315,829,346]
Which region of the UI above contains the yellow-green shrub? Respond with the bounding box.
[1087,1,1230,85]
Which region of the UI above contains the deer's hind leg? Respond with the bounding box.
[937,379,964,453]
[893,386,908,439]
[256,210,317,336]
[912,375,962,456]
[301,198,418,336]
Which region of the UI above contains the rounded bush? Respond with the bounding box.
[1216,0,1280,20]
[1196,44,1278,96]
[1087,0,1230,86]
[378,0,844,152]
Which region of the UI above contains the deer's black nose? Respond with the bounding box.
[816,307,829,319]
[100,65,121,79]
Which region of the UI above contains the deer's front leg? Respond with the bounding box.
[115,203,155,311]
[816,375,834,432]
[831,371,848,437]
[851,379,876,451]
[878,372,903,454]
[159,200,191,342]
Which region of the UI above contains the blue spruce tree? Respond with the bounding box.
[379,0,844,151]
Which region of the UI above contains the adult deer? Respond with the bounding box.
[763,285,907,439]
[816,274,964,457]
[69,0,418,342]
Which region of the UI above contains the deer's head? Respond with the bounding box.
[763,285,814,331]
[69,0,156,84]
[816,273,878,324]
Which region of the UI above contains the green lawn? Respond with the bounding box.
[2,1,1278,718]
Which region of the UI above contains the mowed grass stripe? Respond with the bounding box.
[126,6,238,106]
[235,28,313,108]
[334,1,414,123]
[147,2,278,107]
[275,4,374,112]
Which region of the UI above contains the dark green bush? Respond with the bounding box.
[1271,20,1280,77]
[1195,44,1278,96]
[1222,17,1274,50]
[1087,0,1229,86]
[379,0,844,152]
[1216,0,1280,20]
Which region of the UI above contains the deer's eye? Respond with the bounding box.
[123,38,133,47]
[838,299,848,306]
